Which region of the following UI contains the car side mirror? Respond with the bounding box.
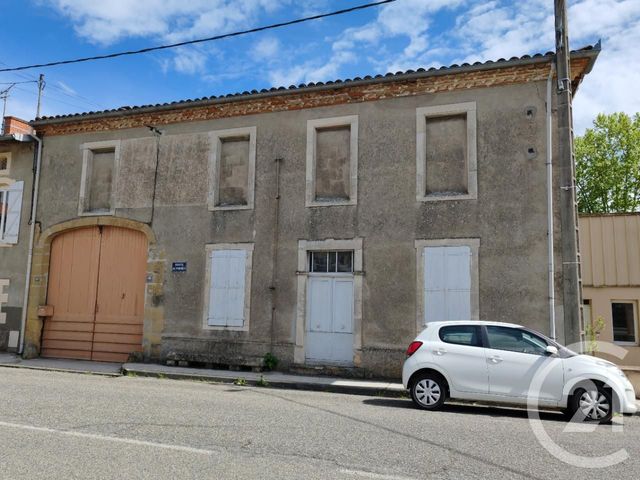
[545,345,558,356]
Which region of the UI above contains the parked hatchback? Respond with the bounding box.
[402,321,637,423]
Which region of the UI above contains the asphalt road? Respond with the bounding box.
[0,367,638,479]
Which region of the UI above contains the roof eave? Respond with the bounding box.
[0,133,34,143]
[30,47,600,127]
[571,40,601,95]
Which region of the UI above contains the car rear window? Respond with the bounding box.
[439,325,481,347]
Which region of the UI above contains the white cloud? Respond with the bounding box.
[324,0,467,74]
[572,20,640,133]
[252,36,280,60]
[40,0,293,45]
[268,50,356,86]
[449,0,640,133]
[33,0,640,132]
[171,46,208,75]
[453,0,554,63]
[55,80,77,96]
[38,0,295,76]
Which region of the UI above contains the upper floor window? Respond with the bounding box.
[79,140,120,216]
[306,115,358,207]
[0,152,10,176]
[208,127,256,211]
[0,181,24,245]
[416,102,477,202]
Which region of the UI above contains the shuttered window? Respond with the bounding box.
[0,181,24,245]
[423,245,471,323]
[207,249,250,328]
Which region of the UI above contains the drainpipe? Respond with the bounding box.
[269,158,282,353]
[18,133,43,355]
[546,63,557,340]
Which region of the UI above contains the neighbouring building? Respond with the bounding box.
[0,117,36,352]
[580,213,640,370]
[5,45,598,378]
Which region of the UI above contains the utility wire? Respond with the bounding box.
[0,60,38,81]
[13,85,92,111]
[0,80,38,85]
[1,59,106,110]
[47,83,106,109]
[0,0,397,72]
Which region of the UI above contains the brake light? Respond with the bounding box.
[406,341,423,357]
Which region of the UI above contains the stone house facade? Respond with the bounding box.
[3,46,599,377]
[0,117,37,352]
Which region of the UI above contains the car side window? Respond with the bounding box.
[486,326,547,355]
[439,325,481,347]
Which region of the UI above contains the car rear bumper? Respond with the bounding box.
[402,355,418,389]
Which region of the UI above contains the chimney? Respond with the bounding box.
[2,116,34,136]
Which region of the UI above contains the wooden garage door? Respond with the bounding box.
[41,226,147,362]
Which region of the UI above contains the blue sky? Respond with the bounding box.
[1,0,638,134]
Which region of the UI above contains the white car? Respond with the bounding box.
[402,321,637,423]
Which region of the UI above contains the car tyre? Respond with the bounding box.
[568,385,614,424]
[410,372,447,410]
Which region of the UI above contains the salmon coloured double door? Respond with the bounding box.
[41,226,148,362]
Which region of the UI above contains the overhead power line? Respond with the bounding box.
[0,0,397,73]
[0,80,38,85]
[0,59,108,110]
[13,85,92,111]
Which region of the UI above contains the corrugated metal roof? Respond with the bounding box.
[31,43,600,125]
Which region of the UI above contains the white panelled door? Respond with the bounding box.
[306,277,354,365]
[305,250,355,365]
[208,249,247,327]
[424,246,471,324]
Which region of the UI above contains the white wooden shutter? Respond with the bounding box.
[424,245,471,323]
[3,181,24,244]
[208,250,246,327]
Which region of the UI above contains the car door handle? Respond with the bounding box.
[487,355,503,364]
[434,348,447,356]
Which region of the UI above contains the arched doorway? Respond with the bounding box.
[41,226,148,362]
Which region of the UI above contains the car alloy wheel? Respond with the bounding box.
[410,373,446,410]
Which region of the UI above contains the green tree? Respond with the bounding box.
[575,112,640,213]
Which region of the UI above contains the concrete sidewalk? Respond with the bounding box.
[0,354,122,376]
[0,354,405,397]
[123,362,406,397]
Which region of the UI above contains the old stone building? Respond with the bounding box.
[0,117,37,352]
[2,46,599,377]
